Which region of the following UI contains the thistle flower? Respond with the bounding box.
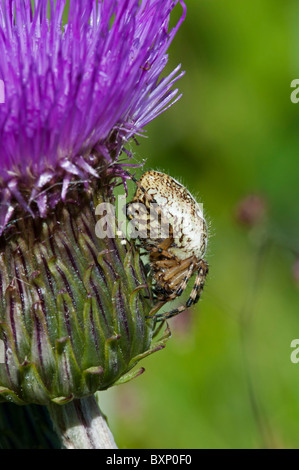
[0,0,185,231]
[0,0,186,448]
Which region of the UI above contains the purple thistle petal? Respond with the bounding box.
[0,0,186,234]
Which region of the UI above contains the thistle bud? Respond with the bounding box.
[0,184,170,405]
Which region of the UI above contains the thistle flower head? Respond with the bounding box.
[0,0,186,407]
[0,0,186,234]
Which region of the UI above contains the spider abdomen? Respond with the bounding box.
[131,171,208,261]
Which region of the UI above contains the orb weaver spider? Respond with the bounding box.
[126,170,209,322]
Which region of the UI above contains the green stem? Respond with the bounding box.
[47,395,117,449]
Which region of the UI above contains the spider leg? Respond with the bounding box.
[151,260,209,322]
[143,244,177,259]
[151,257,195,301]
[167,260,196,299]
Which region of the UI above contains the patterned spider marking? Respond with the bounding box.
[125,170,209,322]
[125,171,171,238]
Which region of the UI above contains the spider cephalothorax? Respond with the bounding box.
[126,170,209,321]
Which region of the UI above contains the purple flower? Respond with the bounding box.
[0,0,186,234]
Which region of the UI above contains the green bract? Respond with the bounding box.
[0,189,169,405]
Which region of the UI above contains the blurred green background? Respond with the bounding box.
[100,0,299,449]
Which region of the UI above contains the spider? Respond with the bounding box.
[126,170,209,322]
